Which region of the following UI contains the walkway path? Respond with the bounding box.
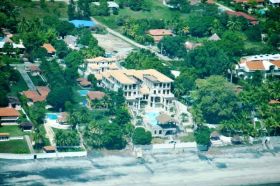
[12,64,36,91]
[215,2,235,12]
[44,123,56,146]
[24,135,34,154]
[91,17,174,62]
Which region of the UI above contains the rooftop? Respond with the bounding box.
[148,29,172,36]
[87,91,106,100]
[42,43,56,53]
[0,107,20,117]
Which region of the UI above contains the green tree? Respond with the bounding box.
[191,76,239,124]
[47,87,72,111]
[194,125,210,146]
[68,0,76,20]
[158,36,186,58]
[132,127,152,145]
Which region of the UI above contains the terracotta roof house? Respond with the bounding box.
[208,33,221,41]
[235,54,280,79]
[0,133,10,141]
[22,86,50,104]
[226,11,258,24]
[87,91,106,109]
[42,43,56,55]
[148,29,173,42]
[0,107,20,124]
[7,96,20,109]
[77,78,92,88]
[25,64,41,76]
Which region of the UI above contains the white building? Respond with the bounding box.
[85,56,119,76]
[100,69,174,112]
[269,0,280,6]
[235,54,280,79]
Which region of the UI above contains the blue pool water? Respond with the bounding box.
[78,90,89,97]
[145,111,159,125]
[46,113,59,120]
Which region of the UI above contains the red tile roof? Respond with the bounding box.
[271,60,280,68]
[246,61,265,70]
[148,29,172,36]
[0,107,20,117]
[22,86,50,102]
[226,11,257,22]
[87,91,105,100]
[42,43,56,53]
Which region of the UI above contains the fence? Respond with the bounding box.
[0,151,87,160]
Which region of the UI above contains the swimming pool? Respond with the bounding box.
[145,111,159,125]
[46,113,59,120]
[77,90,89,97]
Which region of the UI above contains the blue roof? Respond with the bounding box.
[69,20,96,28]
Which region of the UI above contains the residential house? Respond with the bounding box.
[0,37,25,54]
[7,96,21,110]
[0,133,10,141]
[92,1,119,14]
[43,146,56,153]
[226,11,258,25]
[22,86,50,106]
[148,29,173,43]
[76,78,92,88]
[87,91,106,108]
[269,0,280,6]
[64,35,79,50]
[0,107,20,124]
[208,33,221,41]
[234,54,280,78]
[85,56,119,76]
[153,113,177,136]
[42,43,56,56]
[100,69,174,111]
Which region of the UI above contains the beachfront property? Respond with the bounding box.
[86,91,106,109]
[100,69,174,112]
[0,107,20,124]
[85,56,119,76]
[234,54,280,79]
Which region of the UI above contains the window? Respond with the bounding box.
[159,130,162,134]
[163,90,166,94]
[154,90,156,94]
[163,84,166,88]
[167,90,169,94]
[158,90,160,94]
[134,92,136,95]
[154,131,157,135]
[128,92,131,96]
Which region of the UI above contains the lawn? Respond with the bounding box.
[8,74,28,97]
[0,125,27,137]
[0,140,30,154]
[95,0,187,30]
[13,0,68,19]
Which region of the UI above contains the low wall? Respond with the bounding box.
[0,151,87,160]
[134,142,197,153]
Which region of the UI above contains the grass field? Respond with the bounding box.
[0,140,30,154]
[95,0,186,30]
[0,125,27,137]
[13,0,68,19]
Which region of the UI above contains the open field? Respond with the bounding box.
[13,0,68,19]
[94,0,187,30]
[0,126,27,137]
[0,140,30,154]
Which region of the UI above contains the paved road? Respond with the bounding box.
[12,64,36,91]
[215,2,235,12]
[91,17,175,62]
